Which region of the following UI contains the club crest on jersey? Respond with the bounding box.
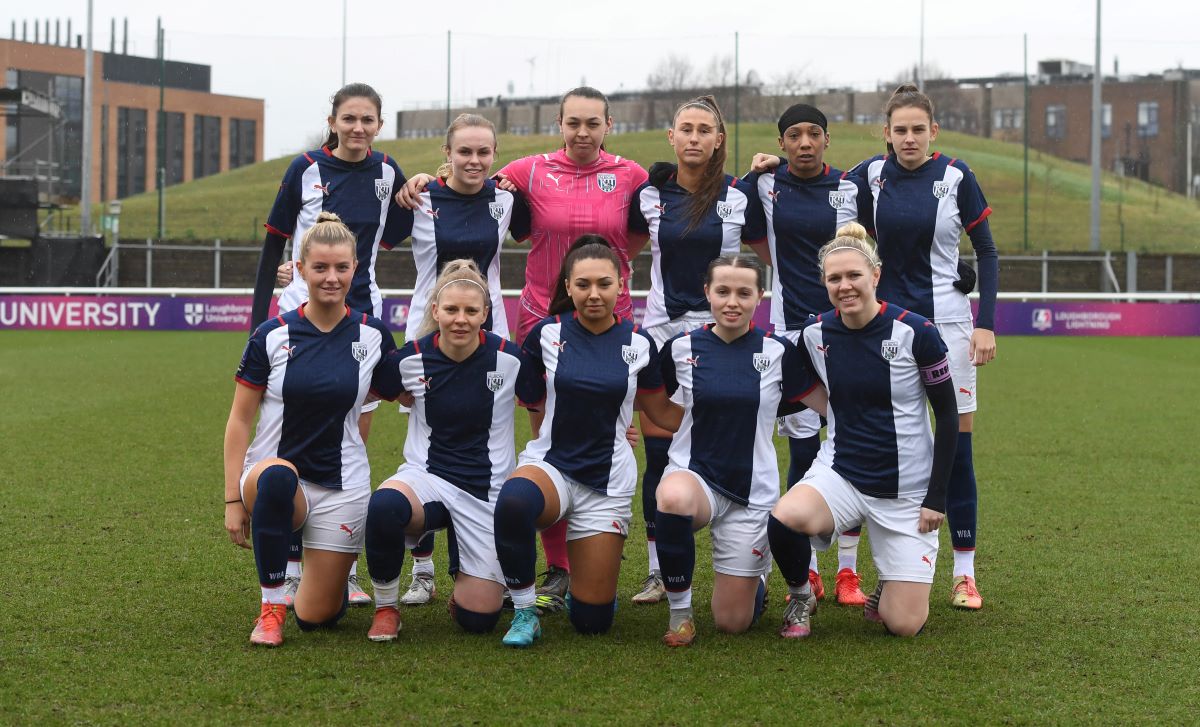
[486,371,505,392]
[881,339,900,361]
[597,173,617,193]
[351,342,369,362]
[715,201,733,219]
[374,179,390,202]
[828,191,847,209]
[932,181,950,199]
[621,345,639,365]
[488,202,505,221]
[752,353,770,372]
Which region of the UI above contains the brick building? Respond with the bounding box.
[1,32,263,204]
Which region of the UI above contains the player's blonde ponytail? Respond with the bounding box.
[298,211,356,262]
[818,222,882,273]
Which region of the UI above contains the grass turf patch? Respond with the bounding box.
[0,332,1196,723]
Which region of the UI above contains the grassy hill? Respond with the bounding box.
[103,123,1200,253]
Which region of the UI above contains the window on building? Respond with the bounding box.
[164,112,185,185]
[228,119,256,169]
[1102,103,1112,139]
[1045,104,1066,140]
[993,108,1024,130]
[1137,101,1159,137]
[116,107,148,198]
[193,115,221,179]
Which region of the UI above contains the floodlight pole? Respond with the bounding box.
[341,0,347,86]
[446,30,452,127]
[918,0,925,88]
[80,0,94,234]
[157,19,165,240]
[1023,33,1029,251]
[1090,0,1102,252]
[734,31,739,172]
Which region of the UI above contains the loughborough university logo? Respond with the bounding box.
[184,303,205,326]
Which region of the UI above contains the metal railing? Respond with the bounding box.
[89,240,1195,295]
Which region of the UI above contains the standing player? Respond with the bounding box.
[625,96,767,605]
[399,87,650,607]
[363,260,541,640]
[744,104,873,606]
[853,84,999,609]
[223,213,400,647]
[767,223,959,638]
[653,254,826,646]
[248,83,411,606]
[493,235,682,647]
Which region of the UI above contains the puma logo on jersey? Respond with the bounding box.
[418,376,433,389]
[959,387,974,396]
[815,344,830,357]
[654,203,666,214]
[313,183,330,196]
[551,340,566,351]
[280,344,296,358]
[340,524,356,537]
[685,356,699,367]
[921,555,933,569]
[767,190,779,203]
[546,173,563,187]
[423,207,439,219]
[751,548,765,560]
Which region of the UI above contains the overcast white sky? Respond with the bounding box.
[9,0,1200,157]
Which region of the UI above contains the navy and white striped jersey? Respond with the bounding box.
[800,303,951,499]
[747,163,872,331]
[662,325,816,509]
[521,314,663,496]
[629,174,767,328]
[854,153,992,324]
[235,304,398,490]
[387,331,540,501]
[397,178,531,339]
[267,147,413,316]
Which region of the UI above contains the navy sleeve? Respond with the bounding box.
[379,159,413,250]
[851,173,876,237]
[636,332,664,392]
[511,341,546,407]
[521,319,549,376]
[776,337,818,417]
[966,217,999,331]
[922,376,959,513]
[508,189,532,242]
[912,317,951,370]
[659,336,680,398]
[249,230,287,332]
[738,178,767,242]
[627,183,650,235]
[234,326,272,389]
[265,155,306,238]
[953,159,997,330]
[366,318,401,399]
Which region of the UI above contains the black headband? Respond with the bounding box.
[777,104,828,135]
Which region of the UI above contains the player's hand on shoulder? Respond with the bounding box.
[495,173,516,192]
[749,153,781,174]
[225,501,251,548]
[917,507,944,534]
[396,173,435,209]
[275,261,294,287]
[969,328,996,367]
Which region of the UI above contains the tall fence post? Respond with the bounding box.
[1041,250,1049,294]
[1125,251,1137,294]
[145,237,153,287]
[214,239,222,288]
[1165,255,1173,292]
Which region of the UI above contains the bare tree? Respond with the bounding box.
[703,55,735,87]
[767,64,826,96]
[647,54,698,91]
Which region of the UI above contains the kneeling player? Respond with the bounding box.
[364,261,541,640]
[654,254,827,646]
[223,213,399,646]
[767,224,958,638]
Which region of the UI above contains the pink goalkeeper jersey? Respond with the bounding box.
[499,149,648,320]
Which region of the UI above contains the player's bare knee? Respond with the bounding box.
[655,479,694,515]
[713,610,753,634]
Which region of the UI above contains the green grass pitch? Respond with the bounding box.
[0,332,1196,723]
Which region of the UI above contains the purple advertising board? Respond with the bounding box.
[1,294,1198,336]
